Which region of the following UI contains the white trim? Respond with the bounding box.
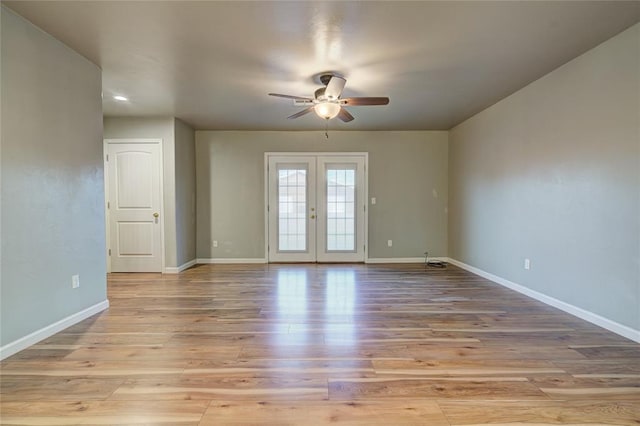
[363,157,369,261]
[447,257,640,343]
[197,258,267,264]
[264,152,370,157]
[164,259,197,274]
[104,138,163,144]
[0,300,110,360]
[103,147,111,273]
[366,257,428,264]
[263,154,269,263]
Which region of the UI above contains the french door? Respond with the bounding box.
[267,154,367,262]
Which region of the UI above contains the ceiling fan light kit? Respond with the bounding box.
[315,101,341,120]
[269,72,389,123]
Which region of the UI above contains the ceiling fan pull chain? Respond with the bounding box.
[325,119,329,139]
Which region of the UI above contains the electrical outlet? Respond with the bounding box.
[387,240,393,247]
[213,240,218,248]
[371,197,376,205]
[72,274,80,289]
[524,258,531,270]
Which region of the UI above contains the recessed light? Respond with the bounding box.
[113,95,128,101]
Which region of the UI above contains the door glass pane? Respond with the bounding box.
[326,166,356,251]
[278,168,307,251]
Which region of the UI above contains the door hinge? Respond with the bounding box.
[105,154,109,161]
[108,249,111,256]
[267,204,270,212]
[107,201,110,209]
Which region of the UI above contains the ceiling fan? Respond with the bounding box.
[268,73,389,122]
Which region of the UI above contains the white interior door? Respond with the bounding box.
[106,142,163,272]
[267,154,366,263]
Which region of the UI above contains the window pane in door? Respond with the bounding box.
[326,167,356,251]
[278,168,307,251]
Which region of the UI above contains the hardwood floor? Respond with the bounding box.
[1,263,638,425]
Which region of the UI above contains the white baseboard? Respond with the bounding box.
[164,259,197,274]
[447,258,640,343]
[366,257,447,264]
[367,257,423,263]
[0,300,110,360]
[197,258,267,264]
[198,257,448,265]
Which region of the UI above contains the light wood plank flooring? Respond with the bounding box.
[1,263,638,425]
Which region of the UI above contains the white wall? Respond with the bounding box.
[449,24,640,333]
[196,130,448,260]
[1,7,107,351]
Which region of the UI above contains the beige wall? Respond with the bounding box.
[103,117,178,268]
[174,118,196,266]
[449,24,640,331]
[196,130,448,260]
[1,7,106,347]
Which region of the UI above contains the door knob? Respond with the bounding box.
[153,213,159,218]
[310,215,316,219]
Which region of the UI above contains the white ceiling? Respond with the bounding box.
[5,1,639,130]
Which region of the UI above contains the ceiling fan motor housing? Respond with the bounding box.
[319,73,335,86]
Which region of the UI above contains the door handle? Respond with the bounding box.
[310,215,316,219]
[153,213,159,218]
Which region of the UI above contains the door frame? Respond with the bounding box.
[103,138,166,273]
[264,152,369,263]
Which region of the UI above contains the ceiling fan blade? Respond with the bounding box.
[341,97,389,106]
[287,106,315,119]
[337,108,354,122]
[269,93,314,101]
[325,76,346,99]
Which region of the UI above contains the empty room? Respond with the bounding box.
[1,1,639,424]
